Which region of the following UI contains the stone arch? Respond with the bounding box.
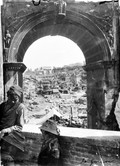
[6,9,112,129]
[8,10,111,62]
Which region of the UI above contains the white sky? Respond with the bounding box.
[23,35,85,70]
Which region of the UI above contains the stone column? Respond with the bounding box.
[0,1,3,102]
[84,62,108,129]
[112,5,120,89]
[3,62,26,101]
[85,60,117,129]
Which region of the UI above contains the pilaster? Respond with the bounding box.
[0,2,3,103]
[3,62,26,100]
[84,60,116,129]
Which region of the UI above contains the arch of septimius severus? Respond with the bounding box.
[0,0,119,129]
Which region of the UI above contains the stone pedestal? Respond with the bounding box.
[3,62,26,101]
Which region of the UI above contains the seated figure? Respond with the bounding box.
[0,85,27,166]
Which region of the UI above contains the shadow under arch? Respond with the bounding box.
[7,9,112,129]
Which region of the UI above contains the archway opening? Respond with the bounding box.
[23,35,87,127]
[23,35,86,69]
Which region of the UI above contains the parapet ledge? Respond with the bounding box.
[22,124,120,141]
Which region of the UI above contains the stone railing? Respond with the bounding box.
[12,124,120,166]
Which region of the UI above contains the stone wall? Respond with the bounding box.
[0,5,3,103]
[11,124,120,166]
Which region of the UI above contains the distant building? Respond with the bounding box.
[40,66,53,75]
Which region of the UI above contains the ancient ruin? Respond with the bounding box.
[0,0,120,165]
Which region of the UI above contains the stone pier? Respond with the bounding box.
[0,2,3,102]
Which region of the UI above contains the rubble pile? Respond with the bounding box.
[23,65,87,128]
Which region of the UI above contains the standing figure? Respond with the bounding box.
[3,30,11,62]
[38,119,62,166]
[4,30,11,49]
[105,94,119,131]
[58,0,66,16]
[0,85,27,166]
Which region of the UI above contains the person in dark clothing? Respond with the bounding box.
[38,119,62,166]
[105,92,119,131]
[114,92,120,129]
[0,85,27,166]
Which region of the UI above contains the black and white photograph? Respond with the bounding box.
[0,0,120,165]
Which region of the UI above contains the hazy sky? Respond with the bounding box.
[23,36,85,70]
